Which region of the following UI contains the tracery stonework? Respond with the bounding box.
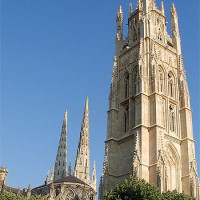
[99,1,200,199]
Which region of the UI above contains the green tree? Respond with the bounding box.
[105,176,194,200]
[0,192,42,200]
[162,190,194,200]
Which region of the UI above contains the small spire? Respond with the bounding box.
[68,160,72,175]
[161,1,165,16]
[45,169,50,184]
[116,5,123,23]
[171,3,177,16]
[129,3,133,16]
[51,167,54,181]
[92,161,96,181]
[92,161,97,191]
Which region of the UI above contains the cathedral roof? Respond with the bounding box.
[54,175,86,185]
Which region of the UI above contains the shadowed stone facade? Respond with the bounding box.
[99,0,200,199]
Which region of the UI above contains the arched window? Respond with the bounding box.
[168,72,174,98]
[124,106,129,132]
[124,73,129,98]
[169,104,175,132]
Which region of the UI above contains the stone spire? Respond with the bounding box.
[92,161,97,191]
[68,160,72,175]
[51,167,54,181]
[171,3,181,55]
[116,5,123,41]
[54,110,68,181]
[45,169,50,185]
[161,1,165,16]
[129,3,133,16]
[74,97,90,183]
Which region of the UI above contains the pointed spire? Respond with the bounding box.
[68,160,72,175]
[161,1,165,16]
[116,5,123,22]
[116,5,123,41]
[92,161,96,181]
[51,167,54,181]
[171,3,177,16]
[45,169,50,185]
[54,110,68,181]
[92,161,97,191]
[74,97,90,183]
[129,3,133,16]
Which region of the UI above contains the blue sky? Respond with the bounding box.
[1,0,199,191]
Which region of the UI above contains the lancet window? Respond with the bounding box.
[168,72,175,98]
[124,73,129,98]
[124,105,129,132]
[169,104,175,132]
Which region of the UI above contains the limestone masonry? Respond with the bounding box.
[99,0,200,199]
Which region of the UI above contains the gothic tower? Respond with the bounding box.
[100,0,199,199]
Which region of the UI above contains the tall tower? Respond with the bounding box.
[54,110,68,181]
[100,1,199,199]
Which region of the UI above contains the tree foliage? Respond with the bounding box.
[0,192,42,200]
[105,176,194,200]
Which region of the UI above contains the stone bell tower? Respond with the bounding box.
[99,0,199,199]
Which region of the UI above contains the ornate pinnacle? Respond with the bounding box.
[92,161,96,181]
[129,3,133,16]
[45,169,50,184]
[171,3,177,16]
[68,160,72,175]
[161,2,165,16]
[51,167,54,181]
[116,5,123,23]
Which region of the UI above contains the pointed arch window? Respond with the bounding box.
[168,72,174,98]
[124,73,129,99]
[169,104,175,132]
[124,105,129,132]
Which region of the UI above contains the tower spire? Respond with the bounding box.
[74,97,90,183]
[54,110,68,181]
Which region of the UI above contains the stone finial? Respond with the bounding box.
[161,1,165,16]
[51,167,54,181]
[129,3,133,16]
[116,5,123,23]
[45,169,50,185]
[68,160,72,175]
[171,3,177,16]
